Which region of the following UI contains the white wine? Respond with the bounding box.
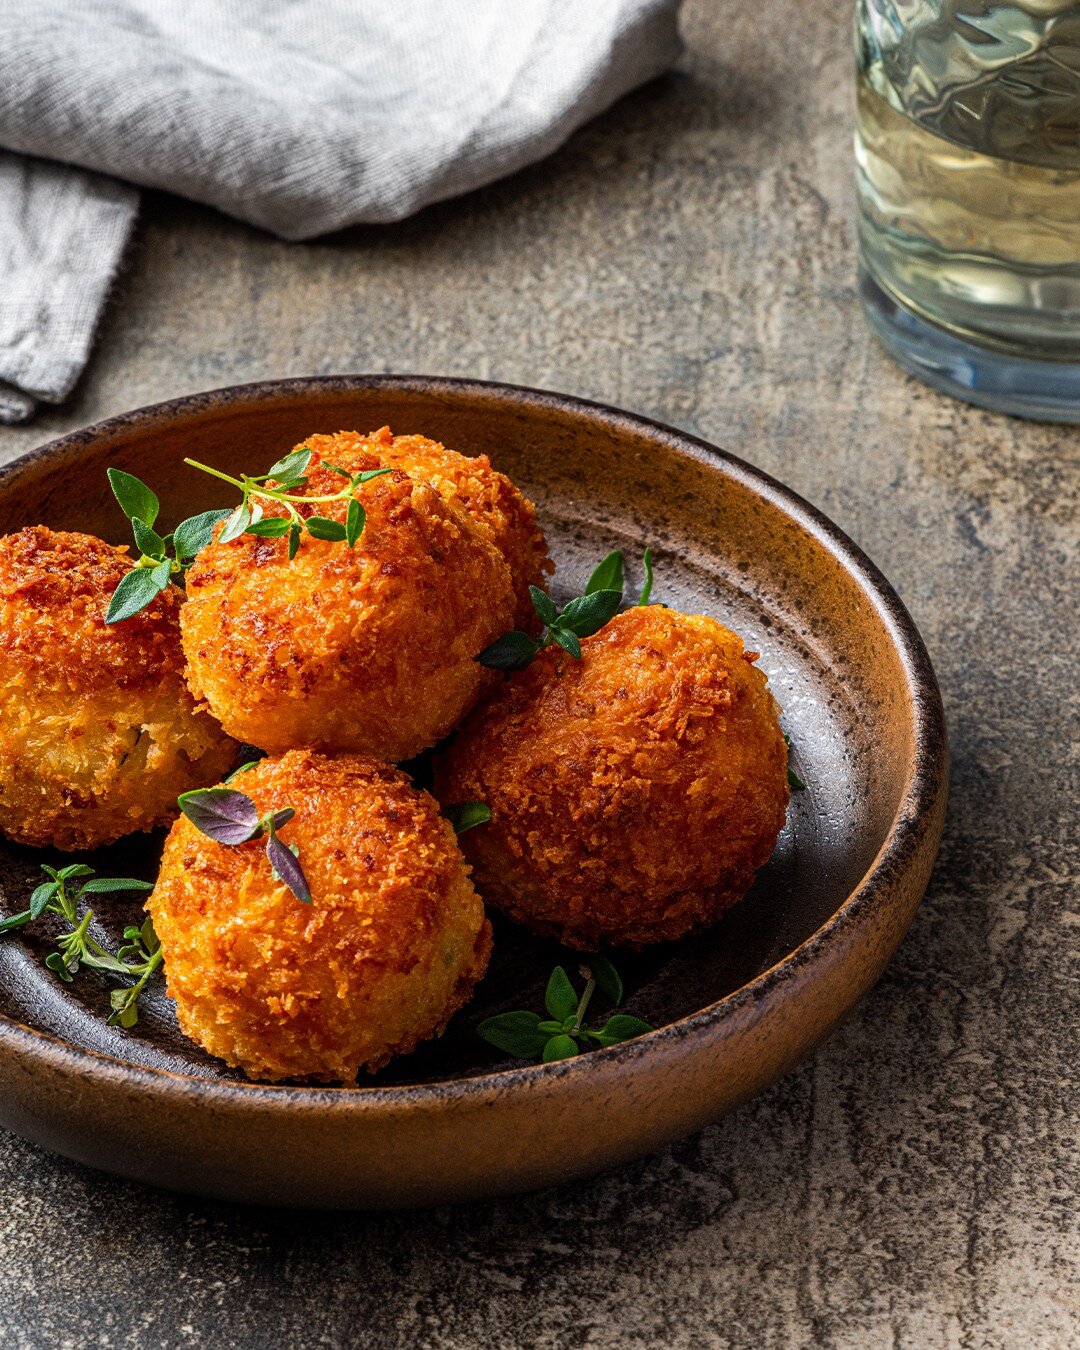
[855,0,1080,411]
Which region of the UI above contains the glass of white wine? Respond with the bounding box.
[855,0,1080,420]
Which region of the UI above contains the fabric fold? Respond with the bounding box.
[0,0,682,422]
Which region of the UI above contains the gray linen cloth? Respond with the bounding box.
[0,0,682,423]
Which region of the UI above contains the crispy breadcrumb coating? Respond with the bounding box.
[0,527,237,851]
[148,750,492,1083]
[294,428,553,631]
[180,456,515,761]
[435,606,789,949]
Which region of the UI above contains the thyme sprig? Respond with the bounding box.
[477,547,657,672]
[105,449,392,623]
[0,863,158,1028]
[177,786,312,904]
[478,960,653,1063]
[183,447,390,560]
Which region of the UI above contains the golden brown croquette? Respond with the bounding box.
[180,456,515,761]
[0,526,237,851]
[293,429,553,632]
[435,606,789,949]
[148,750,492,1083]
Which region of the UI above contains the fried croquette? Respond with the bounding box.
[293,428,553,631]
[180,457,515,761]
[148,750,493,1082]
[0,526,237,851]
[435,606,789,949]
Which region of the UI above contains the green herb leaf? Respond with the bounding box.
[140,916,160,955]
[105,565,170,623]
[639,546,655,605]
[550,628,582,659]
[225,759,263,782]
[45,951,73,981]
[29,882,58,919]
[0,910,33,934]
[558,588,621,638]
[77,877,154,895]
[476,1011,549,1059]
[543,1034,579,1063]
[287,524,302,559]
[304,516,348,542]
[444,802,492,834]
[173,509,231,560]
[586,956,623,1005]
[585,551,624,598]
[593,1014,653,1047]
[345,498,364,547]
[544,966,577,1022]
[788,768,807,792]
[476,630,540,670]
[266,448,312,482]
[244,516,293,538]
[321,461,354,480]
[357,467,393,484]
[131,517,166,560]
[218,503,254,544]
[529,586,558,626]
[108,468,159,528]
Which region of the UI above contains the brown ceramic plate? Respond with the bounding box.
[0,376,946,1209]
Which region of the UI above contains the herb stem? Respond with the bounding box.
[183,458,247,490]
[570,976,596,1035]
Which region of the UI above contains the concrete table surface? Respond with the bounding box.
[0,2,1075,1346]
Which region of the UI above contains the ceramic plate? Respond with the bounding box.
[0,376,946,1208]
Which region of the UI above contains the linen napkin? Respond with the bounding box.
[0,0,682,423]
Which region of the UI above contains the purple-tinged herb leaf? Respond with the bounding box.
[265,834,311,904]
[177,787,262,844]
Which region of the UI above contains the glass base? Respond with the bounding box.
[859,269,1080,424]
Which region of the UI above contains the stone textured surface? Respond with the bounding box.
[0,2,1076,1346]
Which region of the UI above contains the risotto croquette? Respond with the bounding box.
[293,428,553,631]
[180,457,515,761]
[148,750,493,1082]
[0,526,237,851]
[435,606,789,949]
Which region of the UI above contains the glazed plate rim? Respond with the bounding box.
[0,374,947,1109]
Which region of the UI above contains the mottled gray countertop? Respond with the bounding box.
[0,2,1076,1346]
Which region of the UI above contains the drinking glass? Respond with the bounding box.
[855,1,1080,420]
